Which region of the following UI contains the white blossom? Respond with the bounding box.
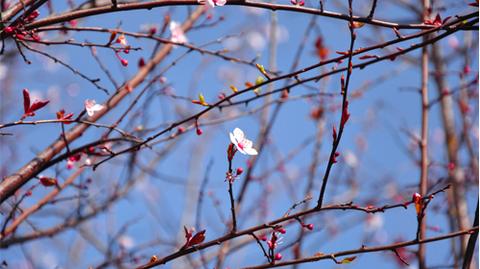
[229,128,258,155]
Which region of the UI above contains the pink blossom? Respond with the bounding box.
[229,128,258,155]
[85,99,104,117]
[169,21,188,44]
[198,0,226,8]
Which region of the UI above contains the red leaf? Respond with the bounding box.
[29,100,50,112]
[22,89,31,113]
[340,101,350,127]
[39,176,57,187]
[187,230,206,247]
[184,226,192,241]
[433,14,442,26]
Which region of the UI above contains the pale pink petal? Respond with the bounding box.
[232,127,245,141]
[67,159,75,169]
[229,128,257,156]
[206,0,215,7]
[215,0,226,6]
[170,21,188,44]
[85,99,104,117]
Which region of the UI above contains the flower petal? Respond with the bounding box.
[206,0,215,7]
[229,132,237,145]
[233,128,244,141]
[243,147,258,155]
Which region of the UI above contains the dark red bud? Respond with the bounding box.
[236,167,243,175]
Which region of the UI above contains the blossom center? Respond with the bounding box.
[237,141,244,150]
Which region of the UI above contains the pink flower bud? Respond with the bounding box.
[274,253,282,261]
[277,227,286,234]
[120,59,129,67]
[196,128,203,136]
[305,223,314,230]
[236,167,243,175]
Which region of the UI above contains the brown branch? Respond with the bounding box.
[134,185,450,269]
[21,0,443,32]
[417,1,430,267]
[241,227,479,269]
[317,0,356,208]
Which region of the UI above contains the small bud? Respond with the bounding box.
[120,59,129,67]
[218,93,226,100]
[149,27,157,35]
[236,167,243,175]
[138,57,146,68]
[177,127,186,134]
[277,227,286,234]
[412,193,422,203]
[305,223,314,230]
[274,253,282,261]
[196,128,203,136]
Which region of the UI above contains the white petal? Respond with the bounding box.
[233,128,244,141]
[91,104,104,112]
[236,147,248,155]
[243,147,258,155]
[242,139,253,149]
[229,132,238,145]
[206,0,215,7]
[216,0,226,6]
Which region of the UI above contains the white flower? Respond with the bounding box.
[229,128,258,155]
[343,150,358,168]
[169,21,188,44]
[198,0,226,8]
[84,99,104,117]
